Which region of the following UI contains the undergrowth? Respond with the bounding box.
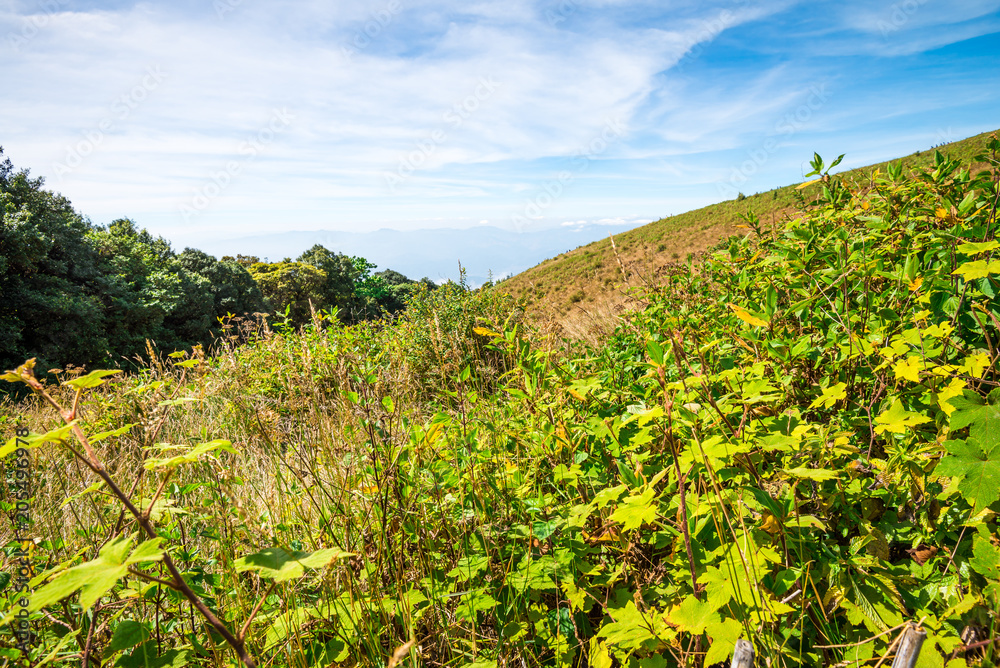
[2,141,1000,668]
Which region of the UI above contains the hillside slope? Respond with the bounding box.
[500,128,999,341]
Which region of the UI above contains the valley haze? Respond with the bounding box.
[194,221,644,286]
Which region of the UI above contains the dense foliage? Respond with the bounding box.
[0,147,426,376]
[2,141,999,668]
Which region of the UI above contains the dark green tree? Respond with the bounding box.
[0,147,107,372]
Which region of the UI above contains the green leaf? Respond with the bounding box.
[782,467,839,481]
[598,601,661,649]
[234,546,354,582]
[704,618,744,666]
[115,641,189,668]
[610,485,658,531]
[30,536,163,613]
[948,390,1000,448]
[105,621,150,656]
[0,422,78,457]
[90,424,136,444]
[668,595,720,634]
[144,440,237,470]
[937,438,1000,511]
[969,536,1000,579]
[63,369,122,390]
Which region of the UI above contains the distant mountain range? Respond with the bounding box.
[195,223,644,286]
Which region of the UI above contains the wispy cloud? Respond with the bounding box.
[1,0,998,250]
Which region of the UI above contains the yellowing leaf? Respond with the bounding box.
[704,619,744,667]
[610,486,658,531]
[874,399,931,435]
[0,422,78,458]
[937,378,967,416]
[760,512,782,534]
[957,241,1000,255]
[893,356,923,383]
[472,326,500,338]
[961,352,990,379]
[729,304,769,328]
[810,382,847,409]
[953,260,1000,280]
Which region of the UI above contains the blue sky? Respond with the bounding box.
[2,0,999,252]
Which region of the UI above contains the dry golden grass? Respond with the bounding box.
[499,128,999,342]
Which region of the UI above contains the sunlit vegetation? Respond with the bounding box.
[2,137,999,667]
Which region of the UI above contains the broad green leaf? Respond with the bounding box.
[115,640,189,668]
[30,537,163,612]
[704,618,744,667]
[969,535,1000,580]
[948,390,1000,447]
[598,601,662,649]
[782,467,838,482]
[144,440,236,470]
[1,422,78,457]
[610,485,658,531]
[63,369,122,389]
[936,439,1000,512]
[668,595,720,634]
[874,400,930,435]
[234,546,354,582]
[90,424,136,444]
[105,620,150,655]
[448,555,490,582]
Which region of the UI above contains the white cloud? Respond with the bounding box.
[1,0,998,248]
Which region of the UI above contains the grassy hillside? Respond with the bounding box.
[501,128,1000,341]
[3,138,999,667]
